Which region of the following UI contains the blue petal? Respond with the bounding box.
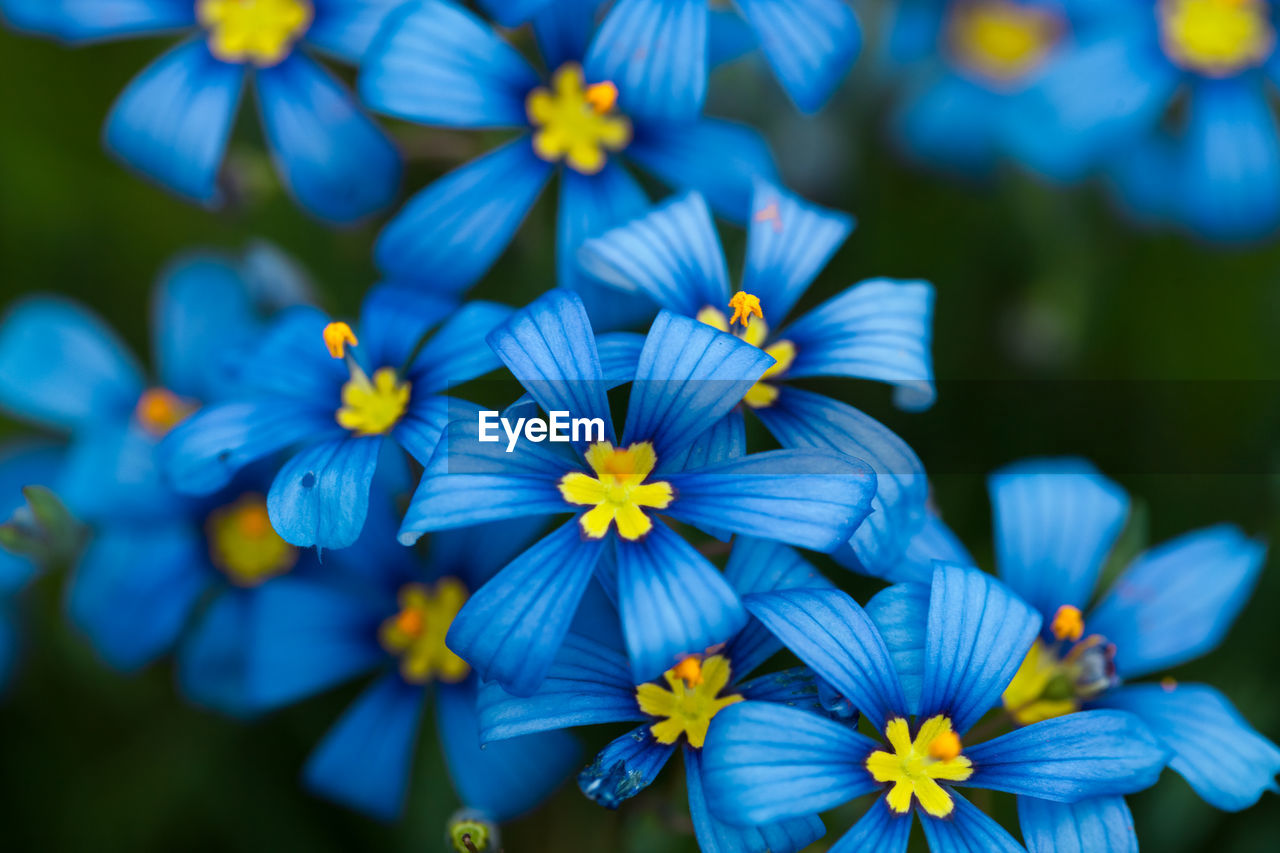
[596,331,645,385]
[734,0,859,114]
[478,633,642,741]
[256,52,401,223]
[428,516,550,592]
[237,305,349,399]
[966,710,1168,801]
[585,0,707,123]
[736,666,827,715]
[488,289,615,445]
[756,388,926,579]
[354,285,455,374]
[616,521,746,683]
[740,178,853,324]
[177,589,254,716]
[989,458,1130,623]
[375,138,552,290]
[656,410,745,484]
[104,39,244,203]
[1087,525,1266,678]
[864,582,929,717]
[5,0,195,41]
[576,725,674,807]
[628,118,778,221]
[267,435,382,549]
[781,278,936,409]
[742,588,907,727]
[246,576,386,710]
[685,744,824,853]
[709,7,755,66]
[918,791,1024,853]
[476,0,553,26]
[827,795,910,853]
[303,673,426,820]
[701,701,879,825]
[446,519,606,696]
[577,191,731,317]
[358,0,537,127]
[437,679,579,820]
[557,164,658,332]
[531,0,602,69]
[889,73,1002,174]
[621,310,773,458]
[1017,795,1138,853]
[58,421,178,523]
[881,0,943,65]
[885,509,973,586]
[919,563,1042,734]
[67,524,209,671]
[0,297,143,431]
[1093,683,1280,811]
[664,450,876,552]
[307,0,406,63]
[410,301,513,392]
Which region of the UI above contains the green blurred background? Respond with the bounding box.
[1,9,1278,852]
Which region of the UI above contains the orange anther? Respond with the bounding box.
[396,608,424,637]
[585,81,619,113]
[323,321,358,359]
[674,657,703,687]
[928,730,963,761]
[753,201,784,232]
[1050,604,1085,642]
[135,388,195,436]
[728,291,764,329]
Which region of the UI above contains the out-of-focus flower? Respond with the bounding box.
[398,288,877,696]
[359,0,778,329]
[477,537,837,852]
[161,286,512,550]
[247,509,579,820]
[579,179,935,578]
[0,0,403,222]
[701,563,1170,850]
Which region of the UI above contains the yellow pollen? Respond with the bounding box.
[207,494,297,586]
[1159,0,1275,77]
[728,292,764,329]
[197,0,313,67]
[866,716,974,818]
[1050,604,1085,642]
[527,64,632,175]
[636,654,743,748]
[335,365,411,436]
[674,657,704,687]
[134,387,197,437]
[948,0,1061,84]
[558,441,674,540]
[379,578,471,685]
[323,321,358,359]
[697,301,796,409]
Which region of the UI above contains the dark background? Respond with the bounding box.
[1,10,1277,852]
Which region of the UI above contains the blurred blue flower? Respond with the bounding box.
[701,563,1171,851]
[246,510,579,820]
[0,0,403,222]
[359,0,778,329]
[162,285,512,550]
[579,180,935,579]
[398,288,878,696]
[477,537,837,853]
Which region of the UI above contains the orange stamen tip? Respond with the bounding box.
[585,81,619,113]
[1050,604,1085,642]
[237,502,272,538]
[323,321,358,359]
[727,291,764,328]
[928,731,963,761]
[674,657,703,687]
[396,608,424,637]
[753,201,784,232]
[135,388,194,436]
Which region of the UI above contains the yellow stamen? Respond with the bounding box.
[197,0,313,67]
[379,579,471,684]
[207,494,297,586]
[1050,604,1085,642]
[866,716,974,818]
[1159,0,1274,77]
[527,64,631,175]
[135,388,197,437]
[728,292,763,329]
[323,321,358,359]
[1002,639,1083,725]
[558,441,674,540]
[636,654,742,748]
[948,0,1061,83]
[335,365,411,435]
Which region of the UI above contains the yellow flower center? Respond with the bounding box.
[527,64,632,175]
[947,0,1062,84]
[636,655,743,749]
[559,441,674,540]
[1159,0,1275,77]
[206,494,297,586]
[1002,619,1116,726]
[335,366,411,435]
[134,387,198,437]
[197,0,313,67]
[697,292,796,409]
[866,716,974,818]
[379,578,471,685]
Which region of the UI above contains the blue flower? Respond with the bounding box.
[927,458,1276,842]
[0,0,403,222]
[246,508,579,820]
[161,285,512,550]
[700,563,1170,850]
[0,248,318,712]
[578,180,936,578]
[359,0,778,329]
[398,288,878,696]
[477,537,840,853]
